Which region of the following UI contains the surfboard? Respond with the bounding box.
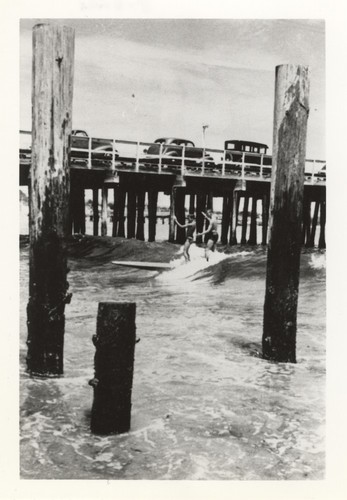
[112,260,172,270]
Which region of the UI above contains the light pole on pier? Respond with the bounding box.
[202,124,209,148]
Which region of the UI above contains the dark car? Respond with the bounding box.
[71,130,118,167]
[145,138,214,168]
[224,140,272,175]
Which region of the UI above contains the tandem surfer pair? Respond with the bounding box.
[174,209,218,262]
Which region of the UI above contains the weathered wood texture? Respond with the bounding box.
[263,64,310,363]
[90,302,136,435]
[26,24,74,376]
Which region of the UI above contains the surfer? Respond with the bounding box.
[174,214,196,262]
[196,209,219,261]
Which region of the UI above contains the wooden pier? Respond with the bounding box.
[19,131,326,248]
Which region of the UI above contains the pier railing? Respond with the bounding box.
[19,131,326,185]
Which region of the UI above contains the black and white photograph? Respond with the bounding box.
[2,0,347,497]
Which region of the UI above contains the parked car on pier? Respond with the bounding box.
[71,130,118,167]
[144,137,215,169]
[224,140,272,176]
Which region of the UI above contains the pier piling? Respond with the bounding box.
[101,186,108,237]
[90,302,136,435]
[136,189,145,241]
[263,64,310,363]
[241,194,249,244]
[248,195,258,245]
[127,189,137,239]
[26,24,74,376]
[175,188,186,244]
[117,188,126,238]
[93,188,99,236]
[148,189,158,242]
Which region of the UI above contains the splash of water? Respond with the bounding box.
[309,253,326,270]
[157,244,251,282]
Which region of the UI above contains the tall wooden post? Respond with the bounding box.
[136,190,145,241]
[263,64,310,363]
[169,187,176,243]
[101,186,108,237]
[93,188,99,236]
[26,24,74,376]
[90,302,136,435]
[148,189,158,242]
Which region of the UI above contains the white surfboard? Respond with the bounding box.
[112,260,172,270]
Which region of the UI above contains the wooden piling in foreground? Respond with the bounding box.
[26,24,74,376]
[263,64,310,363]
[90,302,136,435]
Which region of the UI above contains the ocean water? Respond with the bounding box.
[19,236,326,480]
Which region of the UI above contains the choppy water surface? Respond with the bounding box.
[20,236,326,479]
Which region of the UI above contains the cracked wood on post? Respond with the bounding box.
[90,302,136,435]
[26,24,75,376]
[263,65,310,363]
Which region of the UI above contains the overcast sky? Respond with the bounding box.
[20,19,325,158]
